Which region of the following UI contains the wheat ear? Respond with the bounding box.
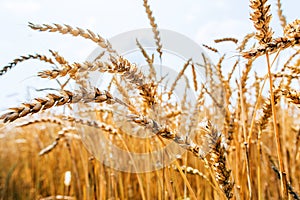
[28,23,116,54]
[0,53,54,76]
[0,88,114,123]
[202,44,219,53]
[143,0,163,58]
[257,89,281,131]
[242,19,300,59]
[237,32,255,52]
[62,116,118,135]
[17,118,63,127]
[168,59,191,99]
[276,0,287,29]
[214,38,238,44]
[202,121,234,199]
[281,89,300,108]
[48,49,68,65]
[136,39,156,79]
[249,0,273,45]
[127,114,205,158]
[39,127,77,156]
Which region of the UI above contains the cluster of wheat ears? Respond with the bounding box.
[0,0,300,199]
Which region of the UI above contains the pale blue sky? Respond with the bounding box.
[0,0,298,109]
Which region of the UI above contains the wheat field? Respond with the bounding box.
[0,0,300,199]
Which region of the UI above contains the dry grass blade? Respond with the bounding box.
[0,53,54,76]
[143,0,163,58]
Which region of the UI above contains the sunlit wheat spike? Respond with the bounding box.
[227,60,239,83]
[136,39,156,79]
[202,44,218,53]
[48,49,68,65]
[0,89,114,123]
[200,120,234,199]
[191,62,198,91]
[143,0,163,59]
[17,118,63,127]
[281,88,300,108]
[276,0,287,29]
[237,32,255,52]
[168,58,191,99]
[215,55,226,88]
[28,22,116,54]
[0,53,54,76]
[240,59,254,95]
[39,127,76,156]
[214,37,238,44]
[241,36,294,59]
[257,89,281,130]
[128,114,205,158]
[62,116,118,135]
[249,0,273,45]
[284,19,300,40]
[112,76,135,109]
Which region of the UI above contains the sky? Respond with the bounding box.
[0,0,299,109]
